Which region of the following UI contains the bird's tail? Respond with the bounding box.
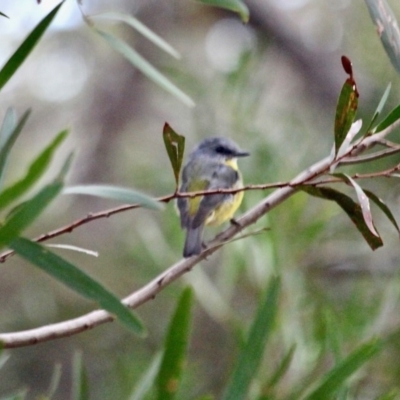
[183,226,204,257]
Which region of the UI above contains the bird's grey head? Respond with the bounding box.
[193,137,249,159]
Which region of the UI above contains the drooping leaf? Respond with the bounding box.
[63,185,163,210]
[195,0,250,23]
[222,276,281,400]
[11,237,146,336]
[334,56,359,156]
[304,338,382,400]
[0,129,68,211]
[0,109,31,188]
[95,29,195,108]
[375,103,400,133]
[364,0,400,74]
[156,287,193,400]
[333,173,379,237]
[366,82,391,133]
[301,186,383,250]
[0,2,64,91]
[163,124,185,187]
[71,351,89,400]
[364,189,400,234]
[91,12,180,59]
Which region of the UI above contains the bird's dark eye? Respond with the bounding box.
[215,145,231,155]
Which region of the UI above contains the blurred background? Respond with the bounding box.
[1,0,400,398]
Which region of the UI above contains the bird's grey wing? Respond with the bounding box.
[192,164,239,229]
[177,169,190,228]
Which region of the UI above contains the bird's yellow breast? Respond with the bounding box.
[205,163,243,226]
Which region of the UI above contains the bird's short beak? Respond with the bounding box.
[236,151,250,157]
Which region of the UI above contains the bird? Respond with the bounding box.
[177,137,249,257]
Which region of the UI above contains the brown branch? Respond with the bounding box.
[1,118,400,348]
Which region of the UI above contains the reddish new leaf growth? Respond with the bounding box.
[341,55,359,98]
[341,55,353,76]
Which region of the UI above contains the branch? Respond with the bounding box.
[1,118,400,348]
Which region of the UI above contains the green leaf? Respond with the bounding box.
[0,130,68,211]
[333,173,379,237]
[156,287,193,400]
[375,390,400,400]
[375,103,400,133]
[222,276,281,400]
[334,69,358,156]
[301,186,383,250]
[304,339,382,400]
[366,83,391,133]
[195,0,250,23]
[63,185,163,210]
[95,29,195,108]
[11,237,146,336]
[91,12,180,59]
[0,109,31,188]
[265,344,296,390]
[71,351,89,400]
[364,0,400,74]
[129,353,162,400]
[163,124,185,188]
[0,2,64,91]
[0,108,17,150]
[364,189,400,234]
[0,181,62,249]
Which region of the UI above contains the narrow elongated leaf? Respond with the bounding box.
[364,189,400,234]
[366,83,391,133]
[304,339,382,400]
[336,119,362,159]
[0,2,64,91]
[0,181,62,249]
[301,186,383,250]
[92,12,180,59]
[71,352,89,400]
[163,124,185,187]
[376,104,400,133]
[333,173,379,237]
[0,12,9,19]
[63,185,163,210]
[129,353,162,400]
[334,57,358,156]
[265,344,296,390]
[0,130,68,210]
[195,0,250,23]
[11,237,145,336]
[0,109,31,188]
[0,108,17,150]
[364,0,400,74]
[156,287,193,400]
[222,276,281,400]
[96,29,195,107]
